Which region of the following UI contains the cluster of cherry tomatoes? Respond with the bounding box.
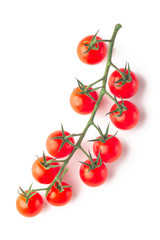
[16,26,140,217]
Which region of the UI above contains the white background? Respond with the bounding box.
[0,0,159,239]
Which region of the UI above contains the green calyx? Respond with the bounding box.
[82,30,100,54]
[54,168,72,193]
[18,183,37,207]
[50,124,79,152]
[82,30,111,55]
[37,152,58,169]
[38,153,67,169]
[114,62,132,87]
[38,152,67,169]
[55,181,71,193]
[74,78,100,102]
[89,123,118,143]
[107,96,128,117]
[80,151,102,172]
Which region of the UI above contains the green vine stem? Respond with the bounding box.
[22,24,122,197]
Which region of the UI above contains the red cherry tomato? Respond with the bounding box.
[108,68,139,98]
[46,131,74,158]
[16,191,43,217]
[77,35,107,64]
[32,156,60,184]
[70,86,98,115]
[110,100,140,130]
[93,135,122,163]
[79,159,108,187]
[46,182,72,206]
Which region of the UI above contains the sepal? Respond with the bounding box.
[114,62,132,87]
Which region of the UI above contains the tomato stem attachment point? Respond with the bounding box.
[106,96,128,117]
[74,78,100,102]
[111,62,133,87]
[18,183,39,207]
[82,29,100,54]
[89,123,118,143]
[80,151,102,172]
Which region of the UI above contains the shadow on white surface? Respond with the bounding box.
[131,73,147,128]
[106,139,129,182]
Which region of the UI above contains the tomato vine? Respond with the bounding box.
[44,23,123,194]
[17,23,140,217]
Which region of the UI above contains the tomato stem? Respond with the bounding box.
[111,62,125,76]
[103,24,122,83]
[78,146,92,160]
[91,122,105,139]
[86,78,103,88]
[97,39,112,43]
[105,90,117,103]
[32,188,48,192]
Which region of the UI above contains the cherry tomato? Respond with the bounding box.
[16,191,43,217]
[46,182,72,206]
[70,86,98,115]
[77,35,107,64]
[93,135,122,163]
[110,100,140,130]
[108,68,139,98]
[79,159,108,187]
[32,156,60,184]
[46,131,75,158]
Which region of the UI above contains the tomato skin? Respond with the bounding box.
[70,86,98,115]
[79,159,108,187]
[93,135,122,163]
[110,101,140,130]
[77,35,107,64]
[108,68,139,98]
[46,131,75,158]
[16,192,43,217]
[32,156,60,184]
[46,182,72,206]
